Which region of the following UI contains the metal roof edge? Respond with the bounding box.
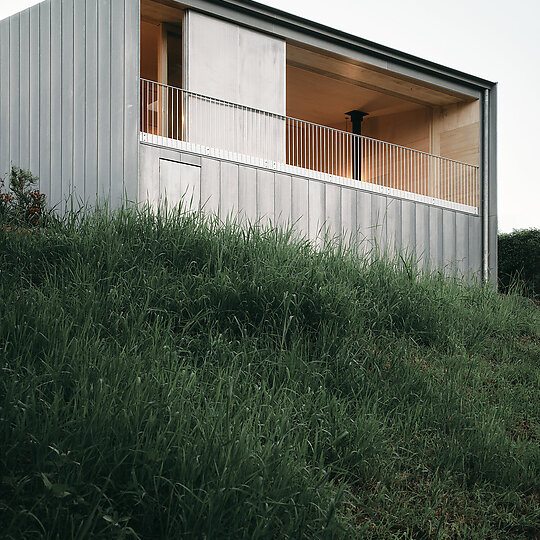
[199,0,497,90]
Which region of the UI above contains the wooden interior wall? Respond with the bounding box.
[361,108,432,153]
[140,20,159,81]
[354,105,479,206]
[432,101,480,166]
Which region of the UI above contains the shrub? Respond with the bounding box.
[0,166,47,227]
[498,228,540,298]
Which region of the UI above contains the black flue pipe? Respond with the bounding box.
[346,110,368,180]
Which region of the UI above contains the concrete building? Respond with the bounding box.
[0,0,497,281]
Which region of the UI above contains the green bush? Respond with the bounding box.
[498,228,540,298]
[0,166,47,227]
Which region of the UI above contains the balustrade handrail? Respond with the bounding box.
[140,78,479,169]
[140,78,480,210]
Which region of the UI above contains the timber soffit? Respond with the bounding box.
[165,0,496,94]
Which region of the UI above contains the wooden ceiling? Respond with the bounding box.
[287,44,475,109]
[287,64,425,128]
[141,0,184,25]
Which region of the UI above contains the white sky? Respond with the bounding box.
[1,0,539,232]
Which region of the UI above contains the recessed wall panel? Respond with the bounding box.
[159,158,201,211]
[221,161,239,218]
[275,173,292,228]
[257,169,275,226]
[238,166,257,225]
[291,175,309,238]
[357,190,373,257]
[325,182,341,243]
[308,180,325,246]
[341,187,357,248]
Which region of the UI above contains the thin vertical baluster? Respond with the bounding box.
[405,147,407,192]
[287,118,290,166]
[378,140,381,185]
[368,138,370,182]
[294,120,297,168]
[452,161,454,202]
[378,140,381,186]
[332,130,335,175]
[408,148,411,194]
[450,161,452,202]
[406,147,408,191]
[398,146,405,190]
[346,132,349,178]
[390,142,393,188]
[383,142,386,187]
[382,142,385,185]
[158,84,161,140]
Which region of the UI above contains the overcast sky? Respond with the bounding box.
[1,0,538,232]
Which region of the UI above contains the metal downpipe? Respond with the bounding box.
[482,89,489,283]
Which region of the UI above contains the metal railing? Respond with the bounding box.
[140,78,479,209]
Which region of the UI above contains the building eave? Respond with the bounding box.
[175,0,496,92]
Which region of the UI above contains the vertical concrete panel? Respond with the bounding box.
[110,0,125,206]
[429,206,443,272]
[0,18,10,179]
[238,165,257,225]
[291,175,309,238]
[19,10,30,170]
[187,12,285,114]
[401,200,416,261]
[179,162,201,213]
[1,0,135,212]
[9,15,20,168]
[371,194,387,258]
[341,187,357,247]
[187,13,238,102]
[159,159,200,212]
[468,215,482,282]
[72,0,86,201]
[455,212,468,279]
[386,197,401,259]
[50,1,62,206]
[38,1,51,197]
[29,7,40,176]
[123,0,140,202]
[97,0,111,201]
[308,180,325,246]
[200,157,220,214]
[257,169,275,226]
[415,203,429,271]
[220,161,239,218]
[274,173,292,228]
[356,191,373,256]
[85,0,98,203]
[237,24,285,114]
[325,182,341,244]
[61,0,74,207]
[138,144,159,206]
[186,12,286,161]
[442,209,456,274]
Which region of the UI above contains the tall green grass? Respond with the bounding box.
[1,205,538,538]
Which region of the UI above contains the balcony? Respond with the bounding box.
[140,79,480,213]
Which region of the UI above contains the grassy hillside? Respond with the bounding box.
[1,206,538,539]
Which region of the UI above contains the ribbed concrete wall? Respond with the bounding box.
[0,0,139,210]
[139,143,483,279]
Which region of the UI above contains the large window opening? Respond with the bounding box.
[139,0,481,210]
